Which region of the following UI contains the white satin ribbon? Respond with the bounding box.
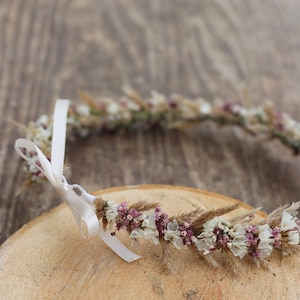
[15,99,140,262]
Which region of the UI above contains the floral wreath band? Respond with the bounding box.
[14,91,300,271]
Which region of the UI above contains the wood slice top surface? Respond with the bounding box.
[0,185,299,299]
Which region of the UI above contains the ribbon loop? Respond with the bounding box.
[15,99,141,262]
[14,141,100,239]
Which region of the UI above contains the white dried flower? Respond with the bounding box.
[164,220,182,249]
[257,224,273,258]
[33,128,52,144]
[28,155,40,174]
[129,229,141,239]
[130,213,159,244]
[281,211,300,245]
[78,128,90,137]
[196,217,220,253]
[232,104,242,114]
[200,102,211,115]
[107,102,119,114]
[150,91,166,106]
[282,114,300,140]
[26,115,52,146]
[104,200,118,229]
[228,224,247,259]
[36,114,50,127]
[134,213,147,223]
[203,217,221,232]
[127,100,140,111]
[239,107,268,122]
[76,104,90,117]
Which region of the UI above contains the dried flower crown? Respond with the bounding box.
[15,90,300,271]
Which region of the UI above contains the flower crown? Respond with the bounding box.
[15,90,300,272]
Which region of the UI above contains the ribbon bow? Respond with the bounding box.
[15,99,140,262]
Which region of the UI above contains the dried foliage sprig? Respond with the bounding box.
[21,89,300,184]
[17,90,300,270]
[94,197,300,270]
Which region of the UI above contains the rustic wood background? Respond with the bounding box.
[1,0,300,244]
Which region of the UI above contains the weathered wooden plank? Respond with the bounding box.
[1,0,300,245]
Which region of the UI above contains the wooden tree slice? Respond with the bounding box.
[0,185,299,299]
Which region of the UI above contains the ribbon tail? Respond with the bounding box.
[98,225,141,262]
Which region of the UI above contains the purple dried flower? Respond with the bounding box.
[129,208,141,218]
[247,236,259,246]
[35,161,42,168]
[274,113,284,131]
[212,225,231,249]
[154,208,169,237]
[180,230,187,237]
[244,225,261,256]
[168,99,177,109]
[222,102,233,113]
[29,150,38,157]
[178,222,197,246]
[271,226,282,248]
[221,102,242,115]
[248,248,262,258]
[155,207,161,213]
[115,202,143,231]
[20,147,27,155]
[216,234,230,248]
[244,224,273,258]
[119,100,127,108]
[245,225,260,246]
[245,225,258,235]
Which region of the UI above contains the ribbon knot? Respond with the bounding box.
[15,99,140,262]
